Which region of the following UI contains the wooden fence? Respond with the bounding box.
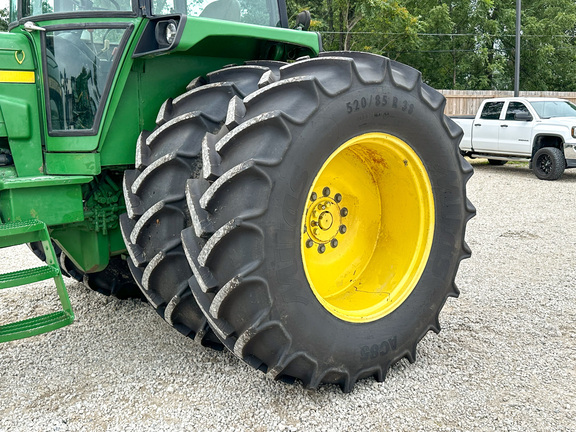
[438,90,576,116]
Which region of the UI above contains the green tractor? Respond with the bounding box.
[0,0,475,391]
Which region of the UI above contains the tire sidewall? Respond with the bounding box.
[257,80,466,369]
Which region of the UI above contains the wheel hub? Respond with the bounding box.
[305,194,347,247]
[539,155,551,173]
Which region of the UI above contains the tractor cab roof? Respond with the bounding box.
[10,0,288,28]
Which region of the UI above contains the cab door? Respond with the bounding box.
[498,101,534,156]
[471,101,504,152]
[35,22,137,175]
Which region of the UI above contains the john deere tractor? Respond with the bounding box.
[0,0,475,391]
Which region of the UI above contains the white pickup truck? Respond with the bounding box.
[454,97,576,180]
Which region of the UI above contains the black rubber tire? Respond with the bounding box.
[181,52,476,391]
[28,241,142,299]
[533,147,565,180]
[488,159,507,166]
[120,62,285,346]
[28,241,82,281]
[80,258,144,300]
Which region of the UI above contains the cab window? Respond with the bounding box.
[23,0,133,17]
[152,0,280,26]
[44,26,130,134]
[480,102,504,120]
[505,102,530,121]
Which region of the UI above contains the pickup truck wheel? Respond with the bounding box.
[181,52,476,391]
[488,159,507,166]
[120,62,285,346]
[533,147,565,180]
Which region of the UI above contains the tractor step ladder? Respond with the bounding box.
[0,219,74,343]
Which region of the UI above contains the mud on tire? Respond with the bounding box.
[181,52,475,391]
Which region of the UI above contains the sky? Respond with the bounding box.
[1,0,8,12]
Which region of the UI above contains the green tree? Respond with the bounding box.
[340,0,420,58]
[288,0,420,55]
[400,0,509,90]
[514,0,576,91]
[401,0,576,91]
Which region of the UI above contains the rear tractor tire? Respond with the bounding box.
[181,52,476,391]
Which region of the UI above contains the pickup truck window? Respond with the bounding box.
[480,102,504,120]
[505,102,530,120]
[530,101,576,119]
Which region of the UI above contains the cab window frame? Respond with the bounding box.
[12,0,138,23]
[41,22,134,137]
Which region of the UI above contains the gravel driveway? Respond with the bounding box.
[1,159,575,431]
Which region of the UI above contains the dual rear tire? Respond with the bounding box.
[122,53,475,391]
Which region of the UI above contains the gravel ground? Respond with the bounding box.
[1,159,575,432]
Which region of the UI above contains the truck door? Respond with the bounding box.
[498,101,533,156]
[472,101,504,152]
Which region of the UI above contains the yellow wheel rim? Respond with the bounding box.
[301,133,435,323]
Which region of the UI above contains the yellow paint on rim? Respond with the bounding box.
[0,70,35,84]
[301,133,435,323]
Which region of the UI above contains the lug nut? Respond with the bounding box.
[322,187,330,197]
[318,244,326,254]
[340,207,348,217]
[306,239,314,248]
[339,225,347,234]
[330,239,338,248]
[335,193,342,203]
[310,192,317,201]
